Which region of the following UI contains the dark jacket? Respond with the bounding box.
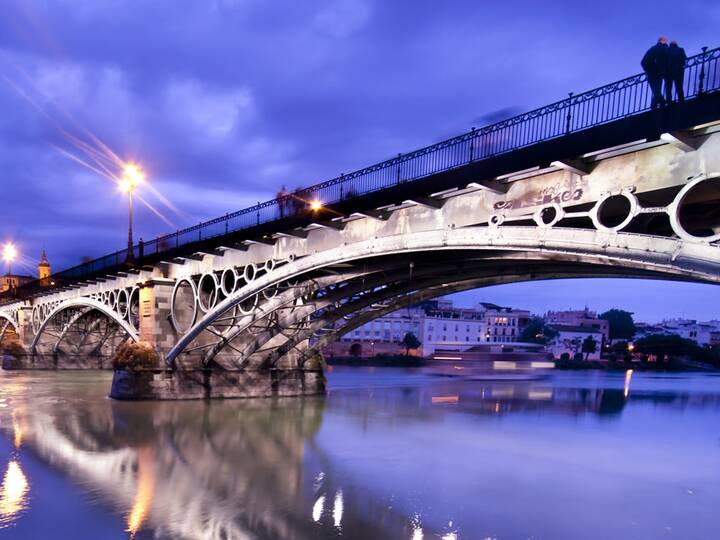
[667,44,687,78]
[641,43,669,77]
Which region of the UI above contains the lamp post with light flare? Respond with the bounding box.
[2,243,18,294]
[120,163,145,263]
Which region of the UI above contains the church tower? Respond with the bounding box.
[38,250,51,286]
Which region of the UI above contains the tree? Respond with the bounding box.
[599,309,636,341]
[518,317,558,344]
[400,332,421,356]
[349,343,362,357]
[581,335,598,360]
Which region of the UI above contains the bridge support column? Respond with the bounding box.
[1,307,32,370]
[137,279,176,359]
[110,280,325,400]
[110,368,325,400]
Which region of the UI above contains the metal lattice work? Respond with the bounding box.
[30,296,139,358]
[165,223,720,370]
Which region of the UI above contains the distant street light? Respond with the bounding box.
[120,163,145,262]
[2,242,17,275]
[310,199,323,211]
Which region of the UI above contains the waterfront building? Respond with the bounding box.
[0,273,34,294]
[545,308,609,347]
[324,298,531,358]
[654,319,720,346]
[0,251,52,294]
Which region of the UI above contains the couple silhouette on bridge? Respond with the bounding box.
[642,36,687,109]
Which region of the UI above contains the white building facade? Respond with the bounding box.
[334,299,531,357]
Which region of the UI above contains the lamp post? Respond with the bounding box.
[2,242,16,275]
[2,243,17,294]
[120,163,145,263]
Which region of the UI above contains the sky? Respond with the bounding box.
[0,0,718,323]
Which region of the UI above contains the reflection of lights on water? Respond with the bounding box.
[624,369,634,398]
[333,490,343,528]
[431,395,459,404]
[528,389,552,401]
[441,520,458,540]
[410,513,423,540]
[312,495,325,523]
[12,413,24,449]
[0,460,29,522]
[126,448,155,538]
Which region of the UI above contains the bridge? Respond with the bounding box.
[1,46,719,399]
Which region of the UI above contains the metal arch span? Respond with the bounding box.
[30,297,139,354]
[0,311,19,334]
[258,263,691,368]
[165,226,720,366]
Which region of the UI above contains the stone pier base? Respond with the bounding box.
[110,368,326,400]
[2,353,112,370]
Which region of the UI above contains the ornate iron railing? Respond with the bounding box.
[14,46,720,286]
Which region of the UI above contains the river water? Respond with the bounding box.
[0,367,718,539]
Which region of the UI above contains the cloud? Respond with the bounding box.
[314,0,373,38]
[164,79,255,139]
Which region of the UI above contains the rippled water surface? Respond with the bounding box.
[0,368,718,539]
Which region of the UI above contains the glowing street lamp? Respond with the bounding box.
[310,199,322,211]
[2,242,17,275]
[120,163,145,262]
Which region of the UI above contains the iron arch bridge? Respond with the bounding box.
[1,52,719,396]
[1,165,718,394]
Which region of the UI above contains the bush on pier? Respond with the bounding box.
[112,341,159,371]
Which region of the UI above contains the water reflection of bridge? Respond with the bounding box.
[2,373,720,538]
[0,376,433,540]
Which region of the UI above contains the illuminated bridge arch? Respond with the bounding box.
[0,311,20,346]
[30,297,139,357]
[165,225,720,368]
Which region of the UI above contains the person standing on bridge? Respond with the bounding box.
[665,40,687,103]
[641,37,669,109]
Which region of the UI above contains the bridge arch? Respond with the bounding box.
[166,225,720,367]
[0,311,20,347]
[30,297,139,355]
[0,311,19,333]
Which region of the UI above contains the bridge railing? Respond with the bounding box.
[7,46,720,294]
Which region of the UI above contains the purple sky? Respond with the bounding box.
[1,0,718,323]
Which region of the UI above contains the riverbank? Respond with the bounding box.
[326,354,425,367]
[555,357,718,371]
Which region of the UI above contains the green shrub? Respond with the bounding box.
[112,341,159,371]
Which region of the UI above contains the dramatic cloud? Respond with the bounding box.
[0,0,718,320]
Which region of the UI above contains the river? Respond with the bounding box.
[0,367,718,539]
